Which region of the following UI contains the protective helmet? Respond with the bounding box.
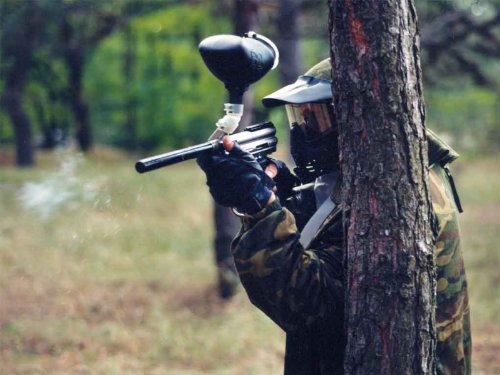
[262,58,337,183]
[262,58,332,107]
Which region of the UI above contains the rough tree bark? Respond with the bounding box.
[329,1,436,373]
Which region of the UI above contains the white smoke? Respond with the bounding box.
[18,153,108,219]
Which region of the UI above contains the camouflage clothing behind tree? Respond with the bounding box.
[231,132,471,375]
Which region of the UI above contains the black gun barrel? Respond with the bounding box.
[135,141,217,173]
[135,122,276,173]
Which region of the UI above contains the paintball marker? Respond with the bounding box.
[135,122,277,173]
[135,31,279,174]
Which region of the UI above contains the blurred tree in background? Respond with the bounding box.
[0,0,42,166]
[86,3,231,152]
[0,0,498,167]
[417,0,500,151]
[0,0,171,165]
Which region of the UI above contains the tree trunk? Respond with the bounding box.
[0,0,41,167]
[1,90,35,167]
[234,0,259,34]
[211,0,261,299]
[328,1,436,373]
[276,0,304,161]
[276,0,304,85]
[66,45,92,152]
[233,0,260,130]
[60,19,93,152]
[123,22,138,151]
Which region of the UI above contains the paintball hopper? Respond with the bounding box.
[199,32,279,104]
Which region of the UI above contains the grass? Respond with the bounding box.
[0,147,498,374]
[452,154,500,374]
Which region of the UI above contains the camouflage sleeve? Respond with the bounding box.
[429,166,472,374]
[231,199,344,332]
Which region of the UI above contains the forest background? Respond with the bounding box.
[0,0,499,374]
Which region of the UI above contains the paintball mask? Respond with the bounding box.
[262,58,339,183]
[286,102,335,138]
[287,102,338,183]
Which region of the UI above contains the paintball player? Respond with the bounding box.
[197,58,471,374]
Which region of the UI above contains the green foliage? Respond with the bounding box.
[80,3,328,153]
[302,38,329,70]
[425,87,500,152]
[0,111,13,144]
[0,149,285,373]
[1,1,498,157]
[85,4,232,151]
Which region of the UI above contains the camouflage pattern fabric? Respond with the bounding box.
[430,166,471,374]
[303,57,332,82]
[233,197,346,375]
[231,146,471,374]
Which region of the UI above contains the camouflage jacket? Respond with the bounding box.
[231,131,471,375]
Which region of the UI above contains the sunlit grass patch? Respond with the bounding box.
[454,154,500,325]
[0,148,498,373]
[0,148,285,374]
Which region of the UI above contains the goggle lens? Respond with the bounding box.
[285,103,334,139]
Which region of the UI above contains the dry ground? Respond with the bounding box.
[0,148,498,374]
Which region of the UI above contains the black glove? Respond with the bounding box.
[261,157,300,202]
[197,142,275,214]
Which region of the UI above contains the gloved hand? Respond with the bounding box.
[197,137,276,214]
[261,157,300,202]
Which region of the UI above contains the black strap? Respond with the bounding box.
[444,166,463,213]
